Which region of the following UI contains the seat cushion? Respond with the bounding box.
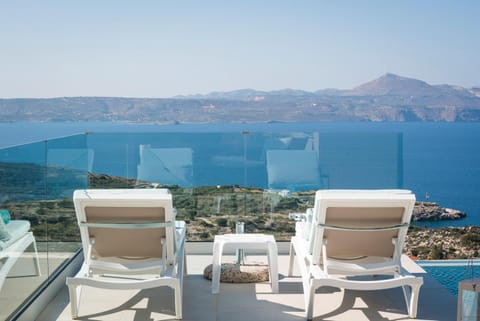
[0,209,11,224]
[0,220,31,250]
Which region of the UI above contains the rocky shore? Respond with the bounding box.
[412,202,466,221]
[400,202,474,260]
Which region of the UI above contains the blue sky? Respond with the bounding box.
[1,1,479,98]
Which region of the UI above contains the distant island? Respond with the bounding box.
[1,73,480,122]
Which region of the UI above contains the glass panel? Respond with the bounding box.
[44,135,87,284]
[86,133,136,187]
[315,132,403,189]
[461,290,478,321]
[0,134,87,320]
[0,140,48,319]
[86,131,403,242]
[0,129,404,318]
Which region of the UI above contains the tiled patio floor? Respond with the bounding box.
[0,253,69,320]
[36,255,457,321]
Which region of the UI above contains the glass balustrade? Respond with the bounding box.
[0,130,403,319]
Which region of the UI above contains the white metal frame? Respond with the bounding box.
[288,189,423,320]
[66,189,186,319]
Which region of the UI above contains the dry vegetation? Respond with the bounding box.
[2,172,478,259]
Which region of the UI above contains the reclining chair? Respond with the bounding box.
[288,189,423,320]
[66,189,186,319]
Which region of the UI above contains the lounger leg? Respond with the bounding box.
[305,281,317,321]
[212,242,223,294]
[407,283,421,318]
[0,273,6,292]
[267,240,279,293]
[400,282,421,319]
[183,250,187,276]
[67,283,81,319]
[31,237,41,276]
[288,241,295,277]
[173,282,182,319]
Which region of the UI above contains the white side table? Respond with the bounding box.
[211,234,279,294]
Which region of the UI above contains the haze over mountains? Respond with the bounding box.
[1,73,480,123]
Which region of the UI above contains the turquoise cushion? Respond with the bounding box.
[0,220,30,250]
[0,209,10,224]
[0,216,11,242]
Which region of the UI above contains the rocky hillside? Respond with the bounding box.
[405,226,480,260]
[2,171,474,259]
[1,74,480,122]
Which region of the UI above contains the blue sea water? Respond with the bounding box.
[0,121,479,227]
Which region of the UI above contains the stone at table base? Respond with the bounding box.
[203,263,269,283]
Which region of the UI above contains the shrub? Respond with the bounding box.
[461,232,480,247]
[215,218,228,227]
[431,244,444,260]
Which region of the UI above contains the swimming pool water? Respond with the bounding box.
[418,260,480,295]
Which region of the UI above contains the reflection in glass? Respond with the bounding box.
[137,145,194,187]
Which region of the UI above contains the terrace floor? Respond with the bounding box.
[36,252,457,321]
[1,253,69,320]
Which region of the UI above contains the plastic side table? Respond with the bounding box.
[211,234,279,294]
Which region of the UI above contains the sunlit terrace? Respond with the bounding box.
[0,131,458,320]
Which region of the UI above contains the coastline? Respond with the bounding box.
[3,172,477,260]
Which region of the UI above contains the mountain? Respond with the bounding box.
[177,88,312,100]
[1,74,480,122]
[470,86,480,97]
[434,84,473,97]
[349,73,442,96]
[314,88,346,96]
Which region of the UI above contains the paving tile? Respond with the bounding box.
[35,254,457,321]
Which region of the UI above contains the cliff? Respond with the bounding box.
[412,202,466,221]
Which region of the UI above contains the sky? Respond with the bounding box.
[1,0,479,98]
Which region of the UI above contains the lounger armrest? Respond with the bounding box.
[290,208,314,240]
[289,213,308,221]
[318,222,410,232]
[79,221,175,229]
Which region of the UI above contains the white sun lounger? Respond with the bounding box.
[288,189,423,320]
[66,189,186,319]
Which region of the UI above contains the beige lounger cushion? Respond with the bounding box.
[85,206,166,258]
[324,207,405,258]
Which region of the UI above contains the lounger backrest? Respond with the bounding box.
[310,190,415,264]
[324,207,405,258]
[73,189,175,264]
[84,206,166,258]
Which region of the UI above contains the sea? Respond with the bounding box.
[0,121,479,228]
